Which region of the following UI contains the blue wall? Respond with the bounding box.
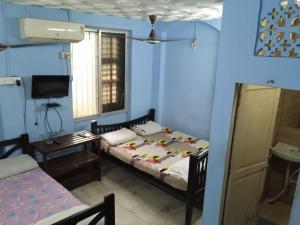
[0,2,220,142]
[157,21,220,139]
[151,29,167,123]
[0,3,153,141]
[203,0,300,225]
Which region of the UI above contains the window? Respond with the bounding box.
[71,30,127,119]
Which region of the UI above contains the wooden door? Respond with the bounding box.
[222,84,280,225]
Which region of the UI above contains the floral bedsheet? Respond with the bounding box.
[0,168,81,225]
[102,128,209,191]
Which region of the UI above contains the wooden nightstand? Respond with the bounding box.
[31,130,101,189]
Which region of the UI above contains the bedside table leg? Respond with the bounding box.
[43,153,48,172]
[98,159,101,181]
[83,143,87,153]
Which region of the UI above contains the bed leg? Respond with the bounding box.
[104,194,115,225]
[98,158,102,181]
[97,141,102,181]
[185,155,198,225]
[91,130,102,181]
[185,197,194,225]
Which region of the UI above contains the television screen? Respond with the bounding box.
[31,75,70,99]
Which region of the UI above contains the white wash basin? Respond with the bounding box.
[272,142,300,163]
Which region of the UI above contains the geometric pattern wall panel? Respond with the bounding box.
[255,0,300,58]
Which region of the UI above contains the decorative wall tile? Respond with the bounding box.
[255,0,300,58]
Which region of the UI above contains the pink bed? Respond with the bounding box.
[0,168,81,225]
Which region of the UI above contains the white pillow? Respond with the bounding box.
[101,128,137,145]
[163,157,190,182]
[133,121,162,136]
[0,154,39,179]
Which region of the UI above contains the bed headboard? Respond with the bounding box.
[91,109,155,135]
[0,134,31,159]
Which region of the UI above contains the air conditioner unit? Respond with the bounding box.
[19,18,85,43]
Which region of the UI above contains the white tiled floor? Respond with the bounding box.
[72,160,202,225]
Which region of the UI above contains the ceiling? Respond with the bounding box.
[6,0,223,21]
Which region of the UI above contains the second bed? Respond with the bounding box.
[91,109,209,225]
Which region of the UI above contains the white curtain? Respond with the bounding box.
[71,31,99,119]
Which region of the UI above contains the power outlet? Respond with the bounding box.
[0,76,22,86]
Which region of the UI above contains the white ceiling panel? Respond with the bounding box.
[6,0,223,21]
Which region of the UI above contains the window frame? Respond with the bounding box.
[73,27,129,121]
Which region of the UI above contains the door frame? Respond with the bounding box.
[220,83,281,225]
[220,83,242,225]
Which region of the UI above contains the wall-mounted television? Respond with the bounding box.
[31,75,70,99]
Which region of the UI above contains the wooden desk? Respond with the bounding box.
[31,130,101,189]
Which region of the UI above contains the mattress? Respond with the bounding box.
[102,128,209,191]
[0,168,81,225]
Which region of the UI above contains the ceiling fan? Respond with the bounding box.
[125,15,192,44]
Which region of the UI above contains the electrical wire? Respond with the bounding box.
[44,99,52,136]
[23,84,27,133]
[62,44,70,75]
[53,106,63,133]
[18,79,27,133]
[34,99,38,126]
[63,9,71,77]
[43,106,49,134]
[43,99,64,137]
[44,104,53,136]
[2,2,11,75]
[46,108,53,135]
[27,98,40,136]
